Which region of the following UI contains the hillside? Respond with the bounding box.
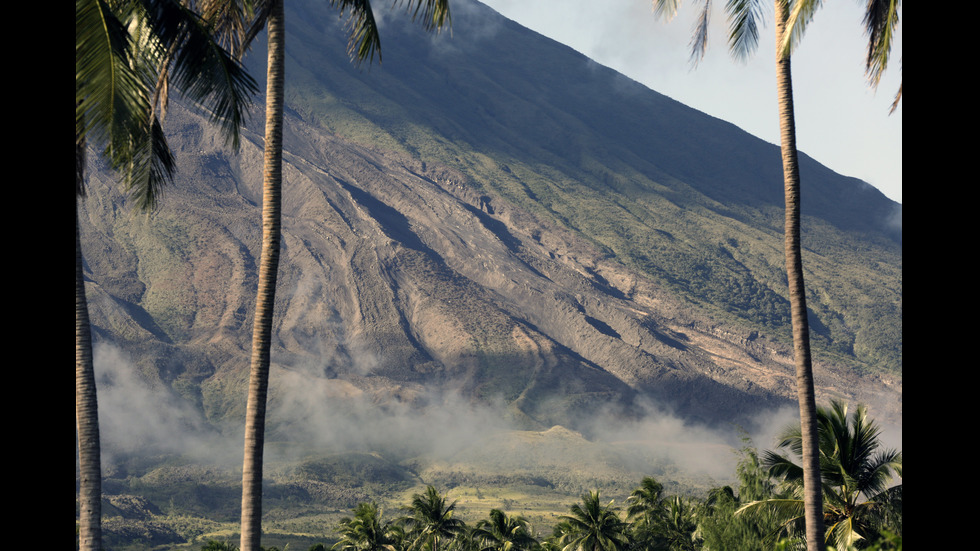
[78,2,902,546]
[79,0,900,438]
[78,0,901,514]
[281,0,901,370]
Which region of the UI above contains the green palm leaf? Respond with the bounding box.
[725,0,767,62]
[400,486,467,551]
[756,400,902,546]
[330,0,383,64]
[76,0,147,144]
[626,476,664,521]
[77,0,175,209]
[77,0,257,210]
[825,514,862,549]
[473,509,537,551]
[861,0,900,89]
[142,0,257,149]
[397,0,451,31]
[735,497,805,542]
[556,491,628,551]
[76,0,154,175]
[196,0,255,58]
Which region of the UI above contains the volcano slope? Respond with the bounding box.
[78,0,901,446]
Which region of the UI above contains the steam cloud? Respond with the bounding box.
[94,343,224,465]
[94,338,901,489]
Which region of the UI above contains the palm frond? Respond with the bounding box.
[240,0,275,53]
[626,476,664,520]
[124,113,177,210]
[779,0,822,58]
[196,0,255,58]
[399,486,466,550]
[758,401,902,547]
[826,514,863,549]
[395,0,452,32]
[557,492,628,551]
[143,0,258,149]
[77,0,177,206]
[76,0,152,159]
[863,0,900,88]
[328,0,451,67]
[762,450,803,483]
[651,0,683,22]
[889,80,901,114]
[736,497,803,518]
[688,0,712,66]
[473,509,537,550]
[78,0,257,210]
[725,0,767,61]
[76,120,88,197]
[734,498,804,541]
[858,449,902,498]
[330,0,383,64]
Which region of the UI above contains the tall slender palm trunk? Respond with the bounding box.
[76,138,102,551]
[774,2,825,548]
[240,1,285,549]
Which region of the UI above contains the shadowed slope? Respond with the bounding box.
[78,0,900,439]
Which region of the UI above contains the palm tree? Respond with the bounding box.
[76,2,255,549]
[472,509,539,551]
[771,3,827,546]
[399,486,467,551]
[656,496,701,551]
[649,0,826,545]
[555,491,629,551]
[626,476,665,524]
[749,400,902,549]
[76,169,100,551]
[626,479,699,551]
[235,3,450,550]
[333,502,399,551]
[625,477,665,549]
[238,4,285,550]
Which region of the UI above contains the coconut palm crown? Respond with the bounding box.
[472,508,539,551]
[399,486,467,551]
[770,400,901,547]
[738,400,902,548]
[555,491,629,551]
[332,502,400,551]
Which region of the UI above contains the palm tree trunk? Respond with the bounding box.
[240,1,285,549]
[774,2,825,549]
[76,138,102,551]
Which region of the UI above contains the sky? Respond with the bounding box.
[480,0,902,204]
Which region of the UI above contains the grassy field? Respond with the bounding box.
[97,426,734,550]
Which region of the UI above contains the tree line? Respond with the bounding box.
[202,400,902,551]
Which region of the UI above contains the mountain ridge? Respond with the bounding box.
[278,0,901,368]
[79,0,901,449]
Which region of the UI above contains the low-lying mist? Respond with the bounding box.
[92,340,901,493]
